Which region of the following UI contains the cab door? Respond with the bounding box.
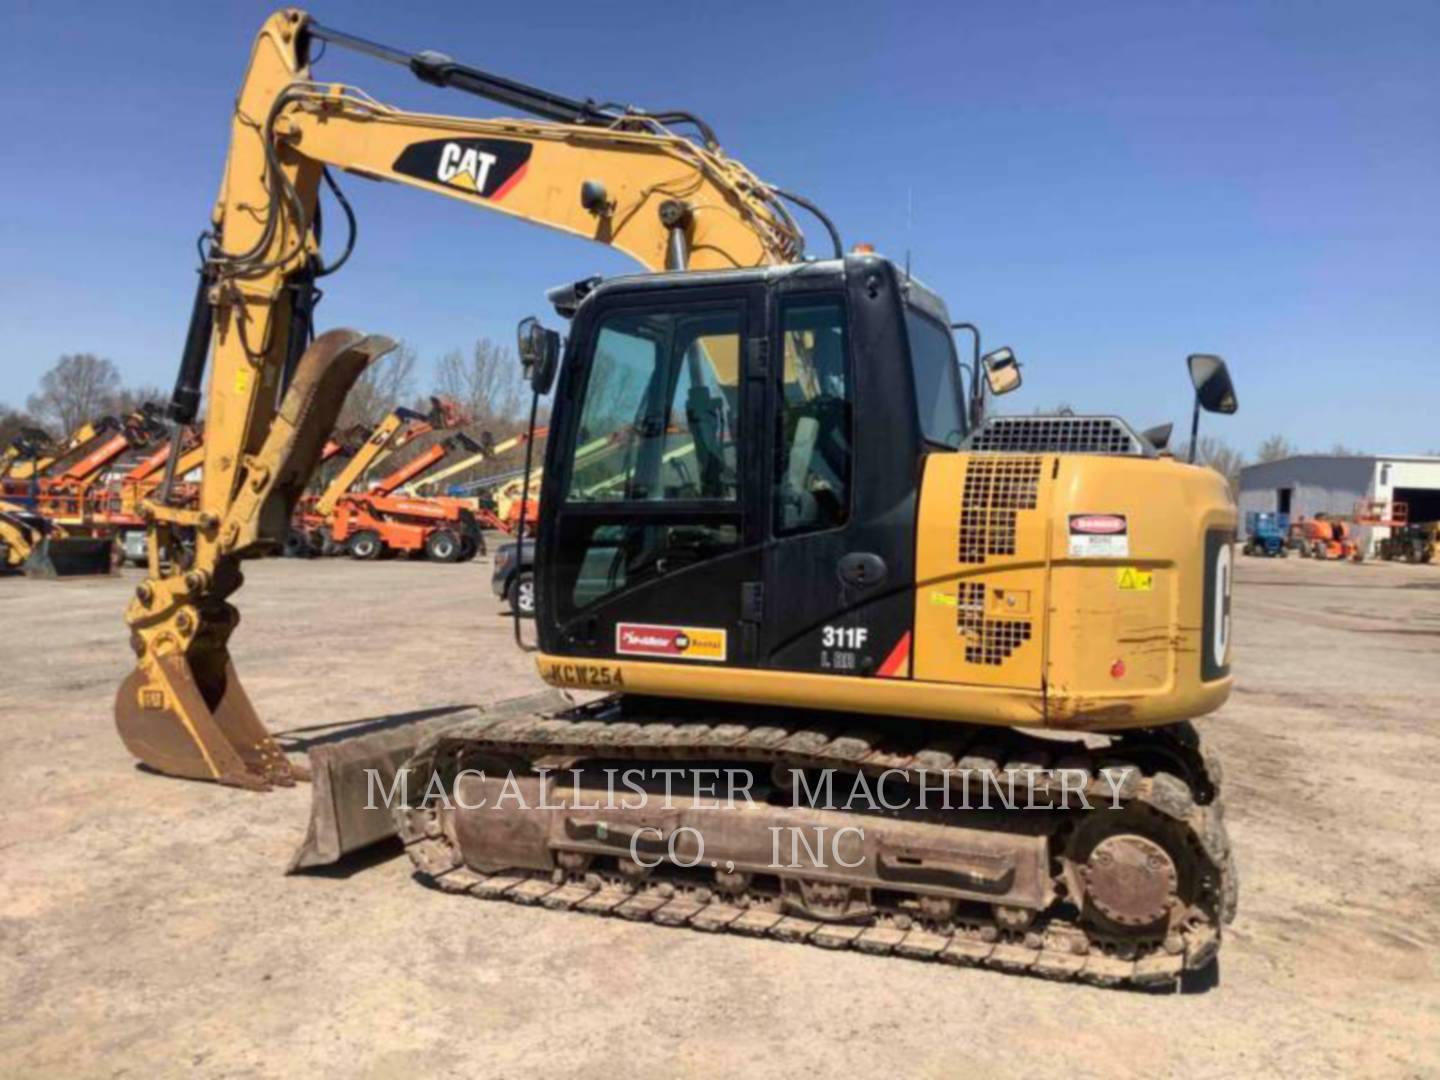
[538,284,767,668]
[756,282,923,678]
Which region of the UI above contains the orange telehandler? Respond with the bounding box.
[288,397,467,556]
[403,426,549,533]
[328,431,486,561]
[8,406,168,574]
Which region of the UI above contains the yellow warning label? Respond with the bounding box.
[1116,567,1154,591]
[929,591,957,607]
[235,369,251,394]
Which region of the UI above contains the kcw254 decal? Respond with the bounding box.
[615,623,727,662]
[392,138,533,200]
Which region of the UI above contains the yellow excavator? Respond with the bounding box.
[0,427,56,481]
[115,9,1239,989]
[0,497,117,578]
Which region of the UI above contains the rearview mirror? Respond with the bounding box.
[1188,353,1237,415]
[517,316,561,395]
[1184,353,1238,464]
[982,347,1022,396]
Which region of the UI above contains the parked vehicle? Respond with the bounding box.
[1243,511,1289,557]
[1377,522,1439,564]
[1290,516,1358,560]
[491,538,535,616]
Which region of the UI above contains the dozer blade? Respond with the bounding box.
[23,536,114,578]
[115,329,397,791]
[289,689,571,870]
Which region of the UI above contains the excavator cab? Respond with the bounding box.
[530,252,1237,734]
[533,255,935,676]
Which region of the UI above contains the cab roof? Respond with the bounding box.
[550,254,953,327]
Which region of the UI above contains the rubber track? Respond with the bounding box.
[394,701,1237,990]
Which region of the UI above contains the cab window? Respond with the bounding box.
[905,309,966,448]
[774,299,852,534]
[568,308,741,502]
[554,303,743,621]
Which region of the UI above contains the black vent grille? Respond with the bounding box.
[957,582,1033,665]
[958,456,1041,564]
[966,416,1145,456]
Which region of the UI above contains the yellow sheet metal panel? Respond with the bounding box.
[913,453,1053,690]
[1045,454,1236,728]
[536,654,1050,726]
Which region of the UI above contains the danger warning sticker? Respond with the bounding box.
[616,623,727,662]
[1068,514,1130,559]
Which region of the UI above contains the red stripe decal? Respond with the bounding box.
[489,161,529,202]
[876,631,912,679]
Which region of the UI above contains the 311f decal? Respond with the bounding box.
[820,625,869,671]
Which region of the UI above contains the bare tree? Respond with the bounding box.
[1256,434,1297,463]
[433,337,525,435]
[1,403,48,447]
[1178,437,1246,496]
[1324,443,1366,456]
[339,342,418,429]
[26,354,122,435]
[106,384,170,419]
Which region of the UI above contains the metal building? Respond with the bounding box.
[1237,454,1440,552]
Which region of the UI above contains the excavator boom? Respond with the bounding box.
[116,8,802,790]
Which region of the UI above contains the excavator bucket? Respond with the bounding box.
[115,330,397,790]
[22,536,114,578]
[116,650,295,790]
[289,689,570,870]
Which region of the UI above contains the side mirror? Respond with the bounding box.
[982,347,1022,396]
[1188,354,1237,415]
[517,316,561,395]
[1184,353,1238,464]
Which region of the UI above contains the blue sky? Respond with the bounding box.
[2,0,1436,453]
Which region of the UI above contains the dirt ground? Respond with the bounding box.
[2,550,1437,1079]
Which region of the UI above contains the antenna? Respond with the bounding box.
[904,187,913,281]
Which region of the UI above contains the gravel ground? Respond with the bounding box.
[1,551,1436,1078]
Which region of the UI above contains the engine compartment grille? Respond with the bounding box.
[958,455,1041,564]
[965,415,1147,456]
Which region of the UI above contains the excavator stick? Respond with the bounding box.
[116,330,396,790]
[22,536,115,578]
